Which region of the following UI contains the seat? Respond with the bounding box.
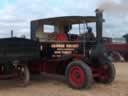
[56,33,68,41]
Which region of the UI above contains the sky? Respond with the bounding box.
[0,0,128,38]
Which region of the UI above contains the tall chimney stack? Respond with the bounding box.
[95,9,103,43]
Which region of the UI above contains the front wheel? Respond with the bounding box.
[65,60,93,89]
[95,62,116,84]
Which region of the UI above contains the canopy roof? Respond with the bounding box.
[31,16,99,25]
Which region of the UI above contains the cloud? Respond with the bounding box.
[98,0,128,13]
[0,0,127,38]
[97,0,128,37]
[0,0,99,38]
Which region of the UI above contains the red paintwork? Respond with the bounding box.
[69,66,85,87]
[43,60,60,73]
[91,65,109,80]
[105,43,128,52]
[105,43,128,61]
[28,61,42,73]
[29,59,67,74]
[72,54,83,60]
[56,33,68,41]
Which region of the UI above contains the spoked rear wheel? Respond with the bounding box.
[16,65,30,86]
[66,60,93,89]
[95,62,116,84]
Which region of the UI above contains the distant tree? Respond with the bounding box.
[123,34,128,43]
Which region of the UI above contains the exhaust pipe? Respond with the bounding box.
[95,9,103,43]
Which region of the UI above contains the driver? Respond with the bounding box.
[80,26,96,58]
[85,27,95,41]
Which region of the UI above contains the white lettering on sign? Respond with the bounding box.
[51,44,79,48]
[51,44,65,48]
[54,51,61,54]
[57,48,74,51]
[51,43,79,58]
[61,51,72,54]
[66,44,79,48]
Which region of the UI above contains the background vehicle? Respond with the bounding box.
[0,38,40,86]
[103,37,128,62]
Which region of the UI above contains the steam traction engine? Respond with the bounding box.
[29,9,116,89]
